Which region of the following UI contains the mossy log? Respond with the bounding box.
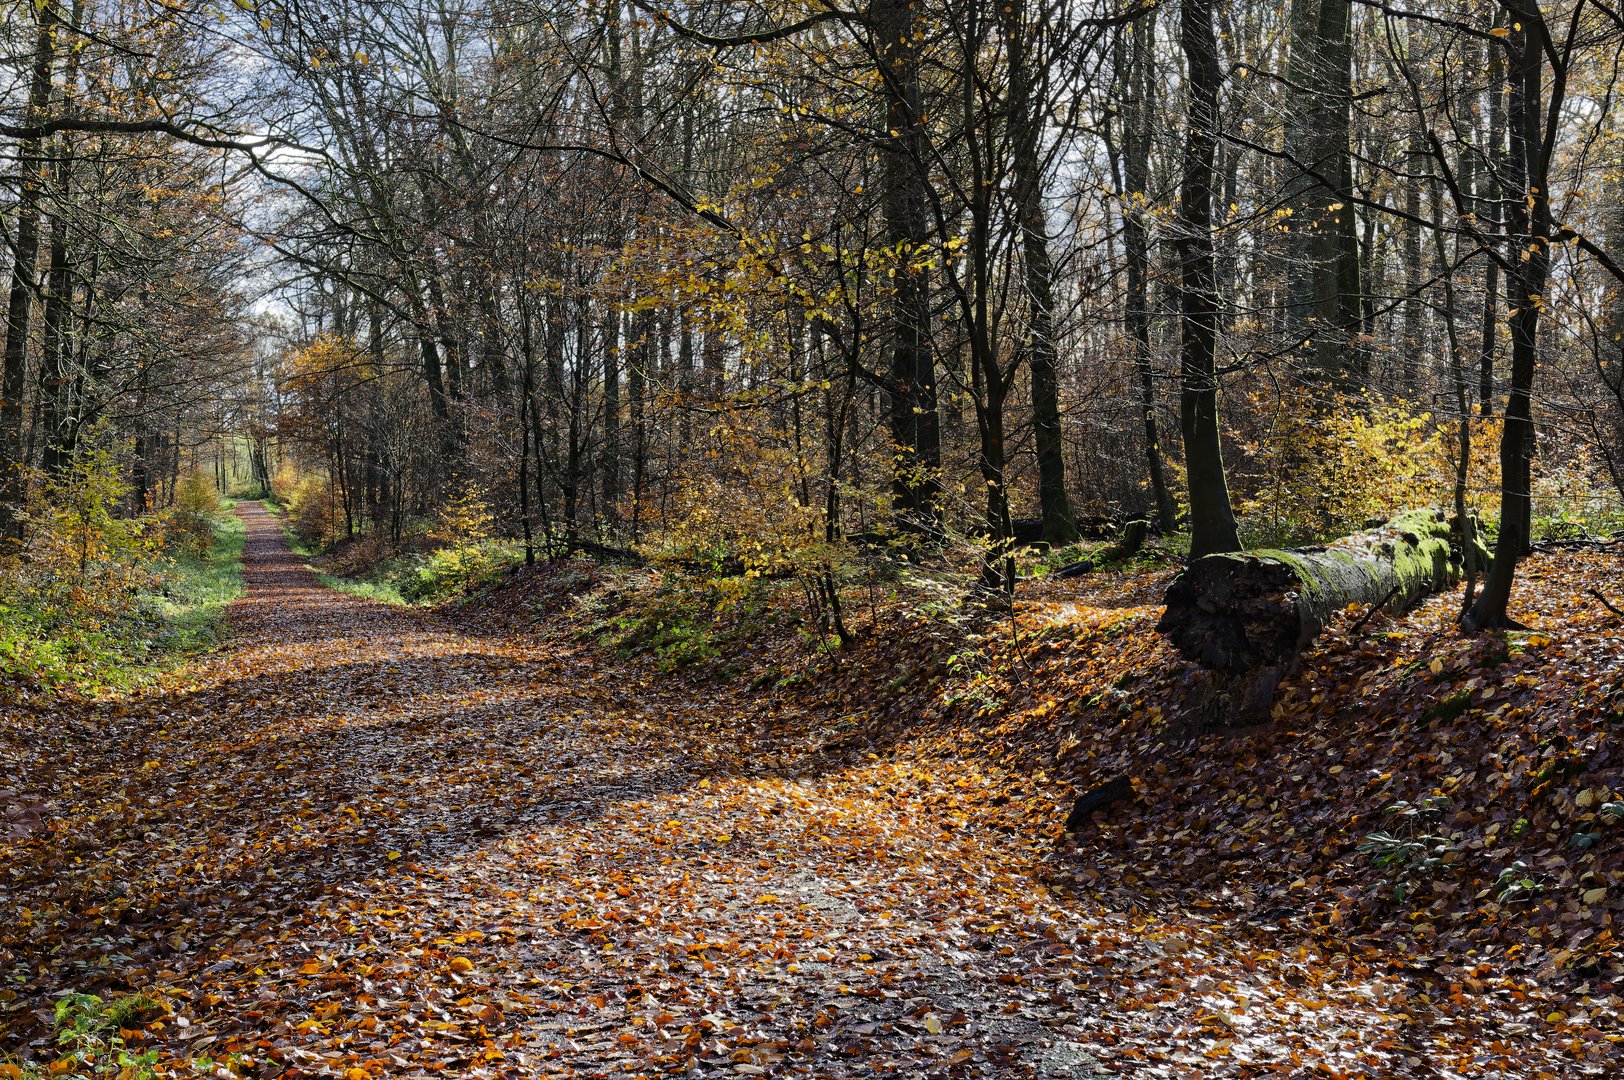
[1158,508,1487,685]
[1053,519,1150,578]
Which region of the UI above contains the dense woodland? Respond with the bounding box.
[4,0,1623,618]
[5,1,1624,1075]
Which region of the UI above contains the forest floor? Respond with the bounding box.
[2,502,1621,1078]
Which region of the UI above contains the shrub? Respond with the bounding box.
[397,539,520,603]
[175,471,221,516]
[1238,401,1500,546]
[4,444,160,639]
[274,469,334,548]
[1358,796,1459,903]
[650,419,828,577]
[430,484,495,548]
[162,472,222,555]
[600,577,730,670]
[0,441,240,691]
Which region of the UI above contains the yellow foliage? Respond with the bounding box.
[1,442,162,637]
[1239,402,1500,545]
[280,333,372,394]
[176,471,221,516]
[430,485,495,548]
[654,418,828,584]
[274,465,335,546]
[382,484,506,599]
[270,462,306,504]
[164,472,222,555]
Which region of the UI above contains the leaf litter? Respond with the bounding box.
[2,504,1619,1077]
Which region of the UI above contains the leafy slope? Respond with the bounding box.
[1,506,1618,1077]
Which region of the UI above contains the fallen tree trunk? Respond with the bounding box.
[1052,519,1150,578]
[1157,509,1488,722]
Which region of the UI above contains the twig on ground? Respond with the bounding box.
[1347,581,1405,637]
[1589,588,1624,619]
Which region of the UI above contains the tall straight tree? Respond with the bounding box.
[1176,0,1241,557]
[1003,0,1078,546]
[872,0,942,531]
[639,0,944,531]
[1466,0,1556,631]
[1115,6,1179,530]
[1478,21,1505,417]
[0,0,59,542]
[1282,0,1361,384]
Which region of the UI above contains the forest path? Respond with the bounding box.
[0,503,1596,1077]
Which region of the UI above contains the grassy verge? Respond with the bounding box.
[147,509,246,657]
[0,510,246,697]
[313,568,410,606]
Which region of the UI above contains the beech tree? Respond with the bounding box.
[7,0,1624,633]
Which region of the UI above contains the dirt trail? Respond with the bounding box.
[0,504,1601,1077]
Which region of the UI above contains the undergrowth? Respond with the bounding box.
[147,510,246,655]
[583,573,784,673]
[0,479,244,698]
[0,990,167,1079]
[304,540,525,606]
[271,477,525,606]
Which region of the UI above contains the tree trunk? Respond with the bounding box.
[1283,0,1361,385]
[1176,0,1241,558]
[1427,164,1481,615]
[0,0,58,542]
[1159,509,1488,721]
[413,301,456,467]
[1466,5,1550,631]
[872,0,941,531]
[1479,26,1506,417]
[1118,9,1179,531]
[38,197,74,477]
[602,307,621,518]
[1004,0,1076,547]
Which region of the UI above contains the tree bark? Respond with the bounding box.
[1176,0,1241,558]
[1283,0,1361,384]
[1159,509,1488,721]
[0,0,59,541]
[601,308,621,518]
[1004,0,1077,547]
[1479,27,1506,418]
[1118,9,1179,531]
[1466,5,1550,631]
[873,0,941,531]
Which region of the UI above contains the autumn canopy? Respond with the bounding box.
[3,0,1624,1076]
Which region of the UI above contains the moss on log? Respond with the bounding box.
[1158,509,1487,677]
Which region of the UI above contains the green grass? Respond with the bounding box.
[0,511,246,696]
[314,569,410,606]
[147,511,246,656]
